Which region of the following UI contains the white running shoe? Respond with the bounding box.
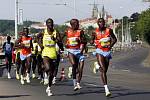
[74,85,79,91]
[44,78,49,85]
[76,83,82,89]
[105,91,111,97]
[20,75,25,85]
[52,77,56,84]
[93,62,99,74]
[68,67,72,78]
[46,87,53,96]
[26,74,30,83]
[16,72,20,80]
[32,73,36,79]
[38,76,41,80]
[40,79,44,84]
[7,72,11,79]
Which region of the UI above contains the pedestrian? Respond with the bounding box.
[91,18,117,97]
[31,36,38,79]
[2,36,14,79]
[63,19,87,91]
[37,18,64,96]
[15,32,23,80]
[15,27,33,85]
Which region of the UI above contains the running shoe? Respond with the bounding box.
[74,85,79,91]
[7,72,11,79]
[105,91,111,97]
[76,83,82,89]
[52,77,56,84]
[16,71,20,80]
[20,75,25,85]
[26,73,30,83]
[46,86,53,96]
[32,73,36,79]
[44,78,49,85]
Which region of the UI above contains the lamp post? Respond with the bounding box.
[73,0,76,18]
[121,18,124,47]
[15,0,19,39]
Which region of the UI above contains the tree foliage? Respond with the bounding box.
[0,20,15,36]
[134,8,150,44]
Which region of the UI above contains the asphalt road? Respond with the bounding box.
[0,46,150,100]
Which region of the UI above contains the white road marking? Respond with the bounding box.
[85,83,98,87]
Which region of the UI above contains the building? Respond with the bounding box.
[64,4,113,29]
[30,23,46,29]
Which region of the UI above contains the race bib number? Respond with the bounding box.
[44,37,55,47]
[5,43,11,52]
[99,37,110,47]
[23,40,30,48]
[68,37,78,46]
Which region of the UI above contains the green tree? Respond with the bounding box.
[134,8,150,44]
[0,20,14,35]
[84,26,95,43]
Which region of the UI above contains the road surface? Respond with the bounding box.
[0,46,150,100]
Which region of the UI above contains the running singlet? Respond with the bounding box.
[95,28,111,51]
[20,36,32,55]
[66,29,81,49]
[42,29,57,59]
[32,42,38,54]
[5,42,12,54]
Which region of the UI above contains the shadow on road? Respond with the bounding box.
[0,95,30,98]
[0,66,5,77]
[110,91,150,99]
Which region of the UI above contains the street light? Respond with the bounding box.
[15,0,19,39]
[73,0,76,18]
[121,18,124,47]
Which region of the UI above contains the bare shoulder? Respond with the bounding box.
[37,32,44,38]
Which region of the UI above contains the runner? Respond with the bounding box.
[63,19,87,91]
[15,27,33,85]
[31,36,38,79]
[2,36,14,79]
[36,39,44,82]
[37,18,64,96]
[91,18,117,97]
[52,43,61,84]
[15,32,23,80]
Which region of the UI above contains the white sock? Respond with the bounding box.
[104,85,109,93]
[77,82,80,85]
[53,77,56,80]
[73,79,76,86]
[47,86,50,90]
[45,72,48,78]
[27,73,30,77]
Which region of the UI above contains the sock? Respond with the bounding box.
[45,72,48,79]
[53,77,56,80]
[77,82,80,85]
[27,73,29,77]
[104,85,109,93]
[73,79,76,86]
[47,86,50,90]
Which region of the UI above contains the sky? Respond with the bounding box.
[0,0,149,24]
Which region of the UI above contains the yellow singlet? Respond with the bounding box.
[42,29,57,59]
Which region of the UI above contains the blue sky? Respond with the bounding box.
[0,0,149,24]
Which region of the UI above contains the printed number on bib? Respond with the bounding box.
[68,37,78,46]
[99,37,110,47]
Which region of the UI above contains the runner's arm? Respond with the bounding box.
[37,32,44,50]
[56,32,64,51]
[90,32,96,45]
[80,30,87,54]
[109,29,117,49]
